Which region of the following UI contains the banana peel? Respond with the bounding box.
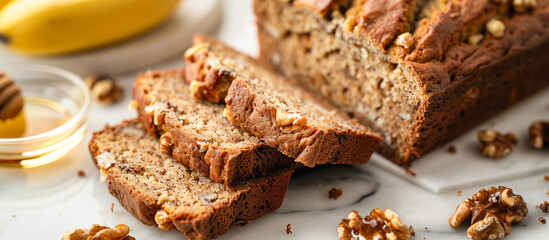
[0,0,13,10]
[0,0,182,56]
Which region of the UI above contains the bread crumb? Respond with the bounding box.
[456,190,462,196]
[447,145,457,154]
[544,175,549,181]
[328,187,343,199]
[537,201,549,213]
[128,100,139,111]
[12,215,15,218]
[409,226,415,236]
[425,226,428,230]
[404,164,416,177]
[77,170,86,177]
[286,224,292,234]
[110,203,115,212]
[539,217,546,224]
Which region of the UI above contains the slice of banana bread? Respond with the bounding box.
[184,35,381,167]
[89,119,292,240]
[133,70,295,187]
[254,0,549,164]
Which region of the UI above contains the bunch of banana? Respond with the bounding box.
[0,0,181,56]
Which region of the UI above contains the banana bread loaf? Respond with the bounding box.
[184,35,381,167]
[255,0,549,164]
[89,119,293,240]
[133,70,295,186]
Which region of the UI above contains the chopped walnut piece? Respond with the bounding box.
[127,100,138,111]
[395,32,415,49]
[513,0,537,13]
[449,186,528,240]
[486,19,505,38]
[539,217,546,224]
[529,121,549,149]
[184,43,234,103]
[404,163,416,177]
[294,0,342,15]
[329,187,343,200]
[85,74,123,106]
[468,34,484,46]
[200,192,218,205]
[537,201,549,213]
[343,16,357,32]
[62,224,134,240]
[184,42,208,60]
[159,132,174,155]
[286,224,293,234]
[477,130,518,158]
[409,226,415,236]
[155,209,174,231]
[448,145,457,154]
[276,110,307,126]
[339,209,412,240]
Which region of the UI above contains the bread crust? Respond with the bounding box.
[224,77,381,167]
[89,119,293,240]
[133,70,295,186]
[255,0,549,164]
[185,35,381,167]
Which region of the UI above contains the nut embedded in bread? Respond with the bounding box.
[255,0,549,164]
[133,69,296,186]
[88,119,293,240]
[185,35,381,167]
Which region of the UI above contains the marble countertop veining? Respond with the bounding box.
[1,1,548,239]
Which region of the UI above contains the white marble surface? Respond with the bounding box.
[1,1,549,239]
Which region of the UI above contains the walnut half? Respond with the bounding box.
[62,224,134,240]
[449,186,528,240]
[276,110,307,126]
[529,121,549,149]
[477,130,518,158]
[85,74,123,106]
[338,209,412,240]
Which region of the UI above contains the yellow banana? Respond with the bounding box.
[0,0,181,56]
[0,0,13,10]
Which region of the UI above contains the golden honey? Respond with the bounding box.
[0,97,70,139]
[0,63,90,168]
[0,97,85,168]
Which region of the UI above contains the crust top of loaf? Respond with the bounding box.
[283,0,549,92]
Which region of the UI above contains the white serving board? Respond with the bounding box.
[371,87,549,193]
[0,0,221,76]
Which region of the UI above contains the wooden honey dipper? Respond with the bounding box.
[0,72,23,121]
